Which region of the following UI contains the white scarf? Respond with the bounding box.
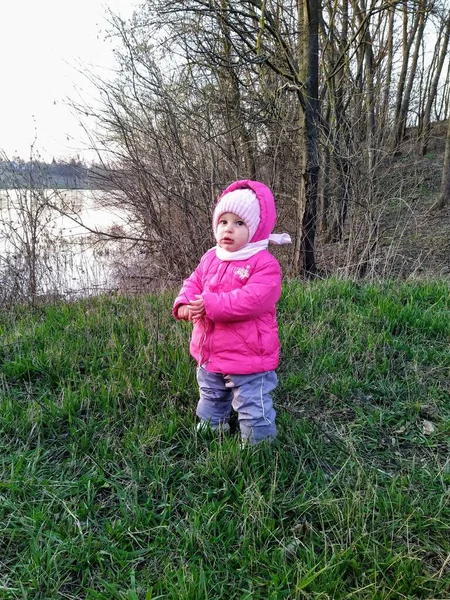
[215,233,292,261]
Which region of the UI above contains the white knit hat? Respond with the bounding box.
[213,188,261,242]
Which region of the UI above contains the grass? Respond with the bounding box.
[0,279,449,599]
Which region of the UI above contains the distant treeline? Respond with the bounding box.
[0,159,111,190]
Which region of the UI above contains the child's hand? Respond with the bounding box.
[189,295,205,320]
[177,305,192,320]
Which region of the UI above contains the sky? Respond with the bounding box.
[0,0,137,162]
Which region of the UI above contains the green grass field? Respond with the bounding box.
[1,279,449,599]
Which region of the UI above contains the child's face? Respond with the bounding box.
[216,212,249,251]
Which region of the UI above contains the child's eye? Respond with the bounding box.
[236,221,244,226]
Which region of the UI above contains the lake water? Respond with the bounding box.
[0,188,132,299]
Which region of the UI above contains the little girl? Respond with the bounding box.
[173,180,290,444]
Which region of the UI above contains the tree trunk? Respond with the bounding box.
[436,60,450,121]
[433,117,450,209]
[419,15,450,156]
[325,0,352,241]
[293,0,307,274]
[380,1,395,139]
[358,0,376,175]
[294,0,320,277]
[394,0,427,150]
[318,104,330,234]
[392,1,420,151]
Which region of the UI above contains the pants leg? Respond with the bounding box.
[227,371,277,444]
[196,367,233,426]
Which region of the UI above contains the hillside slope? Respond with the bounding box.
[316,122,450,279]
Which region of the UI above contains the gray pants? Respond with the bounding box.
[196,366,277,444]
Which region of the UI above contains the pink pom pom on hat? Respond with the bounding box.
[212,188,261,242]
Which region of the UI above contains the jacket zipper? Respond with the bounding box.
[197,317,210,367]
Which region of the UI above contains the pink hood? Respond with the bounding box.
[216,180,277,243]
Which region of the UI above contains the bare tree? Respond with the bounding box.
[89,0,323,276]
[0,153,56,305]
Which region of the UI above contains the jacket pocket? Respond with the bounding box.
[214,321,260,357]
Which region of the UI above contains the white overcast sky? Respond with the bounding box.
[0,0,137,162]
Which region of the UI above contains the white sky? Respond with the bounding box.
[0,0,137,162]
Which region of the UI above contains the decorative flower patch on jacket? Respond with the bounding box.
[234,265,251,280]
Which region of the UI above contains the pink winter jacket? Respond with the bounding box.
[173,179,282,375]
